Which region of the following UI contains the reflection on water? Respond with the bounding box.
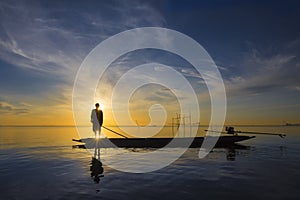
[73,139,105,184]
[226,148,237,161]
[90,140,104,184]
[224,144,251,161]
[0,126,300,200]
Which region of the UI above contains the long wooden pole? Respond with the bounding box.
[205,129,286,138]
[235,131,286,138]
[102,126,128,138]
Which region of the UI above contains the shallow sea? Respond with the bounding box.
[0,126,300,200]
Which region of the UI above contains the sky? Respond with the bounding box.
[0,0,299,126]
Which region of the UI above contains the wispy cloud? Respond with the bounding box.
[0,101,30,115]
[0,0,166,122]
[0,1,165,76]
[225,44,300,96]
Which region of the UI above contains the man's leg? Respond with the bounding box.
[94,130,98,138]
[99,127,102,137]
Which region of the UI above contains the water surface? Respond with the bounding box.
[0,126,300,200]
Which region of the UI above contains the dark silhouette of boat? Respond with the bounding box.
[284,122,300,126]
[72,135,255,149]
[72,126,287,149]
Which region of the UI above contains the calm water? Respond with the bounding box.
[1,126,300,200]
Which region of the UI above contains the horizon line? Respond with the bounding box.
[0,124,295,127]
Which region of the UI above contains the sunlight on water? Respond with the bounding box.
[0,126,300,200]
[0,126,79,149]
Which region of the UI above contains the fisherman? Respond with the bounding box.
[91,103,103,138]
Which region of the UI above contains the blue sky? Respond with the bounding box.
[0,0,299,125]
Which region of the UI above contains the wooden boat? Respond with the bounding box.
[72,126,286,149]
[72,135,255,149]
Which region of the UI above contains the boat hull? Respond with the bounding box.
[72,136,255,149]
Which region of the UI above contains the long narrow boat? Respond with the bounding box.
[72,135,255,149]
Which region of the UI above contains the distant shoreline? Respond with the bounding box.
[0,124,299,127]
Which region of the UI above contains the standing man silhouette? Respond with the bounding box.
[91,103,103,138]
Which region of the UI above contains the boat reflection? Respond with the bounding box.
[73,139,251,163]
[224,144,250,161]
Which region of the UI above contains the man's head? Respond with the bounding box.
[95,103,100,109]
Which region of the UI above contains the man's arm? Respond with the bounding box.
[99,110,103,126]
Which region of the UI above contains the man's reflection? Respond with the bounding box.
[90,139,104,183]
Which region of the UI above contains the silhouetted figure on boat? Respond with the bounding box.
[91,103,103,138]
